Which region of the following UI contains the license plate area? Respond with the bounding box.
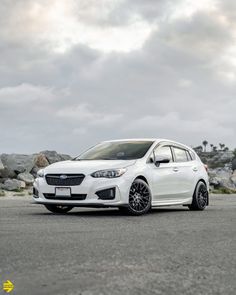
[55,187,71,197]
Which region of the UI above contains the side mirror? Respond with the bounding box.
[154,156,170,167]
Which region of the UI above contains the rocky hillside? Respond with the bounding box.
[0,149,236,195]
[194,150,236,193]
[0,151,71,193]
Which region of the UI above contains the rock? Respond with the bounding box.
[35,154,49,168]
[40,151,63,164]
[60,154,72,161]
[1,154,36,174]
[231,171,236,186]
[0,158,4,170]
[19,180,26,189]
[0,178,6,184]
[0,189,5,196]
[2,179,25,191]
[30,167,40,178]
[17,172,34,185]
[209,168,236,190]
[232,158,236,172]
[0,168,17,179]
[209,176,221,188]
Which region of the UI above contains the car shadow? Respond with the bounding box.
[30,206,189,217]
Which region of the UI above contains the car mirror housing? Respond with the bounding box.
[154,156,170,167]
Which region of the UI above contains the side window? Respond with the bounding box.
[189,150,196,160]
[186,150,192,161]
[173,147,188,162]
[154,146,173,162]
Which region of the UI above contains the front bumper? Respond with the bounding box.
[33,174,130,207]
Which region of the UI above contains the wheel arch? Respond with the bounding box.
[134,175,149,185]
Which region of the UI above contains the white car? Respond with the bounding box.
[33,139,209,215]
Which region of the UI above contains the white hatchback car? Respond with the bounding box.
[33,139,209,215]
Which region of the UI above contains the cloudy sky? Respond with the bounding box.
[0,0,235,155]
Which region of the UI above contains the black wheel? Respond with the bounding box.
[188,181,208,211]
[121,179,151,215]
[44,204,74,214]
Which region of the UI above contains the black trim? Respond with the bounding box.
[43,193,87,200]
[33,187,39,198]
[96,187,116,200]
[45,174,85,186]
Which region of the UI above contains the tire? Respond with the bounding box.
[188,181,208,211]
[44,204,74,214]
[121,179,151,215]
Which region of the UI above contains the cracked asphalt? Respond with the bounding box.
[0,194,236,295]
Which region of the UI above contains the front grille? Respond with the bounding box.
[43,193,87,200]
[45,174,85,186]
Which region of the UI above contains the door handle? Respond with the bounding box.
[193,167,198,172]
[173,167,179,172]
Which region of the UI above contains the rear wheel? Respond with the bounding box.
[188,181,208,211]
[120,179,151,215]
[44,204,74,214]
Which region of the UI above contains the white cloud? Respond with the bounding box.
[0,84,56,105]
[4,0,154,54]
[0,0,236,154]
[57,104,123,126]
[178,79,193,88]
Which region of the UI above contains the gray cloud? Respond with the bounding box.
[0,0,235,155]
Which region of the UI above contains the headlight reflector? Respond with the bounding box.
[91,168,127,178]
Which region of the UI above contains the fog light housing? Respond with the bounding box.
[96,188,116,200]
[33,187,39,198]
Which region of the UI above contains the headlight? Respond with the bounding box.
[91,168,127,178]
[37,169,45,178]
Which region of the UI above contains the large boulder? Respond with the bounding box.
[17,172,34,185]
[30,167,40,178]
[35,153,49,168]
[209,168,236,190]
[0,168,16,179]
[40,151,63,164]
[0,158,4,170]
[2,179,25,191]
[60,154,72,161]
[232,158,236,172]
[0,154,36,174]
[231,171,236,186]
[40,151,72,164]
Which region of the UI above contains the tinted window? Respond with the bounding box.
[189,150,196,160]
[154,146,173,162]
[76,141,154,160]
[173,147,188,162]
[186,150,192,161]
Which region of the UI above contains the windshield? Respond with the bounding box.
[76,141,154,160]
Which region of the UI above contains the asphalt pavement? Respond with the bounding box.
[0,194,236,295]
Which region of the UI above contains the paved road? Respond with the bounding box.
[0,195,236,295]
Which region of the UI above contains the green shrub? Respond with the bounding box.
[13,193,26,196]
[212,187,236,194]
[0,191,6,197]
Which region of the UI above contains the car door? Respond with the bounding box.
[170,146,196,201]
[148,144,179,202]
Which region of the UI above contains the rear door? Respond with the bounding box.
[170,146,196,200]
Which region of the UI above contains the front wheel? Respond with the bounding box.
[120,179,151,215]
[44,204,74,214]
[188,181,208,211]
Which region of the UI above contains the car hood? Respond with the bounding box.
[43,159,136,175]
